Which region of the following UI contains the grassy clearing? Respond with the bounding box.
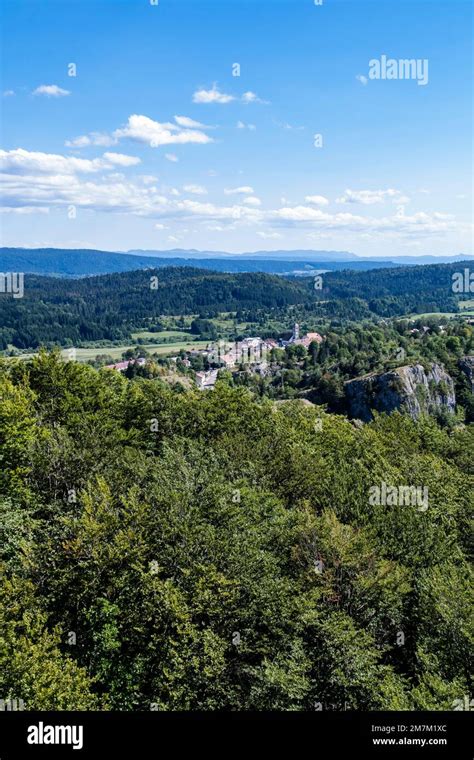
[70,341,209,362]
[407,312,458,319]
[145,341,208,356]
[410,311,474,320]
[13,341,209,364]
[131,330,191,341]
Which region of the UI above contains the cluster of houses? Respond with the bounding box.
[195,324,323,390]
[103,324,323,391]
[105,357,146,372]
[286,323,324,350]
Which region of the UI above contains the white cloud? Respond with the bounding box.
[1,151,463,244]
[102,152,141,167]
[140,175,159,185]
[0,148,141,176]
[270,204,461,237]
[241,91,269,104]
[305,194,330,206]
[242,196,261,206]
[183,184,208,195]
[167,199,261,222]
[154,223,167,230]
[237,120,256,130]
[257,231,281,239]
[275,121,305,131]
[224,186,254,195]
[193,85,235,104]
[205,224,226,231]
[65,132,117,148]
[356,74,368,86]
[192,85,268,105]
[33,84,70,97]
[3,90,15,97]
[113,114,213,147]
[65,136,92,148]
[174,115,207,128]
[165,153,179,162]
[336,188,409,205]
[0,148,107,175]
[0,205,49,214]
[118,198,262,225]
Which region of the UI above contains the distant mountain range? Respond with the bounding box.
[126,249,472,265]
[0,247,471,278]
[126,248,361,261]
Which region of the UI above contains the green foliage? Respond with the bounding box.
[0,261,471,351]
[0,573,102,710]
[0,352,471,710]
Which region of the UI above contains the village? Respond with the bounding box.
[192,324,323,390]
[105,323,324,390]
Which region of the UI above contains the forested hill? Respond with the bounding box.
[0,261,470,350]
[0,268,309,348]
[319,260,470,317]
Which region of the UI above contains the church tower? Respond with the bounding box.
[292,323,300,341]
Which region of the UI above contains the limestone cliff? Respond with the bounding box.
[345,363,456,422]
[459,356,474,393]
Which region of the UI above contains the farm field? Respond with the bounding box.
[131,330,191,341]
[69,341,209,361]
[406,312,470,320]
[409,301,474,320]
[15,341,209,363]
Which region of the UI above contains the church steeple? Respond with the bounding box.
[292,322,300,341]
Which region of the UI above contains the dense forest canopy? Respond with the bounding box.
[317,263,468,317]
[0,261,470,349]
[0,353,472,710]
[0,268,308,348]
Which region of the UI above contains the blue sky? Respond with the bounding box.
[1,0,472,255]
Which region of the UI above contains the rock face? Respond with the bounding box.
[459,356,474,393]
[345,363,456,422]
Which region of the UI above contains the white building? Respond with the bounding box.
[195,369,219,390]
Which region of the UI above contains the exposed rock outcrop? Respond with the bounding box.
[459,356,474,393]
[345,363,456,422]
